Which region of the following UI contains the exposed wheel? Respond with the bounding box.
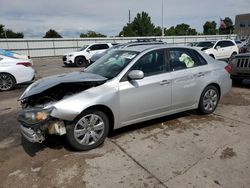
[198,85,219,114]
[0,73,16,91]
[229,52,237,62]
[75,57,88,67]
[66,110,109,151]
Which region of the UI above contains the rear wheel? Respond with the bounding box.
[66,110,109,151]
[0,73,16,91]
[75,56,88,67]
[198,85,219,114]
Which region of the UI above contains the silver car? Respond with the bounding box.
[18,45,232,150]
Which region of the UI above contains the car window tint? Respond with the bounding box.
[169,48,202,71]
[130,49,167,77]
[89,44,109,51]
[216,41,234,48]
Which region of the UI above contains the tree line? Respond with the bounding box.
[0,12,234,38]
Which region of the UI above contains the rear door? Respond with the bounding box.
[168,48,209,111]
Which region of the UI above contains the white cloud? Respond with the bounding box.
[0,0,249,37]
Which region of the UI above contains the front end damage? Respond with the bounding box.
[17,71,107,143]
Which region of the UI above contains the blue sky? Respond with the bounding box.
[0,0,249,38]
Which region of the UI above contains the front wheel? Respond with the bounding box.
[198,85,219,114]
[66,110,109,151]
[75,57,88,67]
[0,73,16,91]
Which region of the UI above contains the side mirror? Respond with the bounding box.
[128,70,144,80]
[87,49,91,52]
[215,46,221,50]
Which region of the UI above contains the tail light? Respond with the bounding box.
[225,64,231,73]
[16,62,32,67]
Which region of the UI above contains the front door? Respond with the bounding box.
[119,49,172,126]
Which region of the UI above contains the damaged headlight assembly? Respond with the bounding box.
[18,107,53,126]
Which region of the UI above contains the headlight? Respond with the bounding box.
[18,107,53,125]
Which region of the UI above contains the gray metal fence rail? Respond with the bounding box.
[0,35,236,57]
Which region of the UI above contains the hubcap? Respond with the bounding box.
[0,74,13,90]
[203,89,218,112]
[74,114,105,146]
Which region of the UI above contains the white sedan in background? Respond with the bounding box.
[0,54,35,91]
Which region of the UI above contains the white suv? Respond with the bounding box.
[63,43,113,67]
[196,39,239,60]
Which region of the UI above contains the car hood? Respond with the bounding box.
[19,71,107,100]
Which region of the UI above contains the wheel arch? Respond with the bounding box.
[77,105,115,134]
[0,72,17,83]
[202,83,221,99]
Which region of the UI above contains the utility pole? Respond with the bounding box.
[161,0,164,36]
[129,10,131,24]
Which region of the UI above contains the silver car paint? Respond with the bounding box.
[50,46,231,130]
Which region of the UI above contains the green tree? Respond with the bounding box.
[154,26,162,36]
[0,24,24,38]
[219,17,234,34]
[203,21,217,35]
[174,23,197,35]
[80,31,106,38]
[165,26,176,36]
[43,29,62,38]
[119,11,156,36]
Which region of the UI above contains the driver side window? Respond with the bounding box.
[130,49,167,77]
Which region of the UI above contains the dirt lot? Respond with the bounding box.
[0,57,250,188]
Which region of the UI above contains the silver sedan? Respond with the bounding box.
[18,45,232,150]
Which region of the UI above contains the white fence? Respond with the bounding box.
[0,35,236,57]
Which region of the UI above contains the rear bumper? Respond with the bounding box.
[20,125,45,143]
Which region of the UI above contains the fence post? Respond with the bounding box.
[26,41,30,57]
[52,40,56,56]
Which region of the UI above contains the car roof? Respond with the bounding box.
[122,44,194,53]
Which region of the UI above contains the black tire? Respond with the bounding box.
[75,56,88,67]
[0,73,16,91]
[66,110,109,151]
[232,78,243,85]
[198,85,219,114]
[209,54,215,59]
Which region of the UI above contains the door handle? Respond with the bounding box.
[160,80,171,85]
[197,72,205,77]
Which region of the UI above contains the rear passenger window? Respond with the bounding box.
[169,48,206,71]
[89,44,109,51]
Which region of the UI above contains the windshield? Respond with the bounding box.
[78,45,89,51]
[85,50,139,79]
[197,41,215,48]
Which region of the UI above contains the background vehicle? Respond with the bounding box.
[195,39,239,60]
[239,42,250,53]
[90,39,166,64]
[0,55,35,91]
[18,45,231,151]
[229,52,250,84]
[63,43,113,67]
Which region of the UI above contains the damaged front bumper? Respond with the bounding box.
[18,108,67,143]
[20,125,45,143]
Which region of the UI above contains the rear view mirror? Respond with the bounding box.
[128,70,144,80]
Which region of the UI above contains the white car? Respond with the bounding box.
[63,43,113,67]
[0,55,35,91]
[195,40,239,60]
[0,49,31,60]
